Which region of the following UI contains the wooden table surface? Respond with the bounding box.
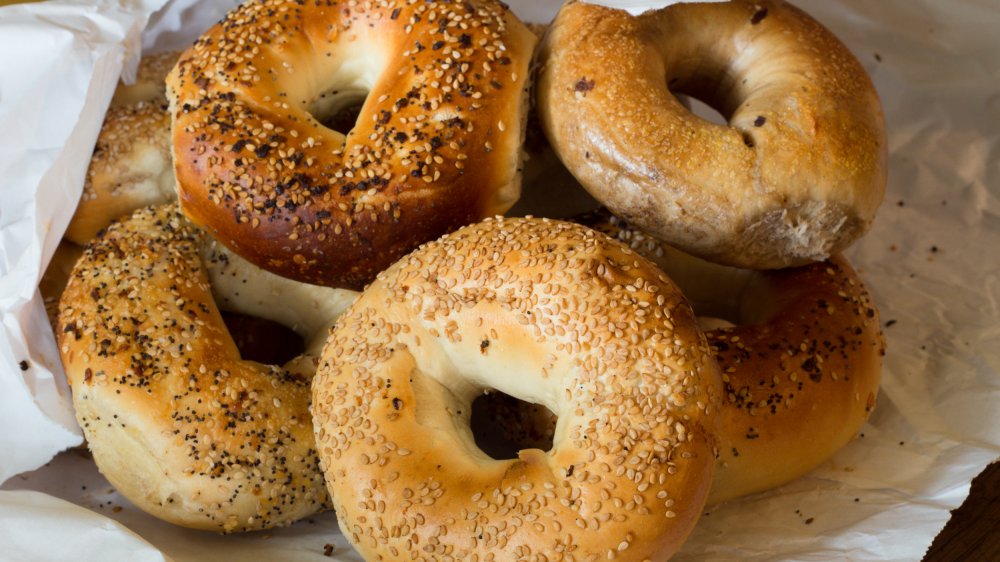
[923,461,1000,561]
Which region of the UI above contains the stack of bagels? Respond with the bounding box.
[50,0,887,559]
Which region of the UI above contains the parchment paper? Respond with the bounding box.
[2,0,998,560]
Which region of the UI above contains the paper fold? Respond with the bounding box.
[0,0,171,483]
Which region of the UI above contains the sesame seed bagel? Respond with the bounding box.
[312,217,723,561]
[110,50,181,109]
[538,0,887,269]
[581,210,884,504]
[166,0,537,289]
[65,101,174,245]
[67,51,181,245]
[57,203,358,532]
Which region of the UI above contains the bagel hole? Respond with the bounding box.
[670,77,761,148]
[221,311,305,365]
[470,391,556,460]
[309,89,368,135]
[674,93,729,126]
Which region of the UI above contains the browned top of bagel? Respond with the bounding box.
[705,254,884,502]
[167,0,537,289]
[539,0,887,269]
[65,101,174,245]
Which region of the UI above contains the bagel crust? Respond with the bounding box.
[68,51,181,246]
[539,0,887,269]
[167,0,537,289]
[313,217,722,561]
[65,101,174,245]
[57,204,356,532]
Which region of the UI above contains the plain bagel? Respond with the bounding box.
[167,0,537,289]
[538,0,887,269]
[312,217,723,561]
[58,204,357,532]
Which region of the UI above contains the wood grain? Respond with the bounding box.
[924,461,1000,561]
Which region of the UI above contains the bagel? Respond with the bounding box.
[582,210,884,503]
[57,204,357,532]
[166,0,537,289]
[110,50,180,108]
[65,101,174,245]
[67,51,181,245]
[538,0,887,269]
[312,217,723,561]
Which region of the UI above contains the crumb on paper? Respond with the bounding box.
[323,544,336,557]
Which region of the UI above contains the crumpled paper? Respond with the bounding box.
[2,0,998,560]
[0,0,168,486]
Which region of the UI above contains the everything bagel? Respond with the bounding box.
[57,204,356,532]
[538,0,887,269]
[167,0,537,289]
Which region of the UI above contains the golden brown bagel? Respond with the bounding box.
[538,0,887,269]
[167,0,537,289]
[67,51,180,245]
[312,217,723,561]
[58,204,357,532]
[581,210,884,504]
[64,101,174,245]
[110,50,180,108]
